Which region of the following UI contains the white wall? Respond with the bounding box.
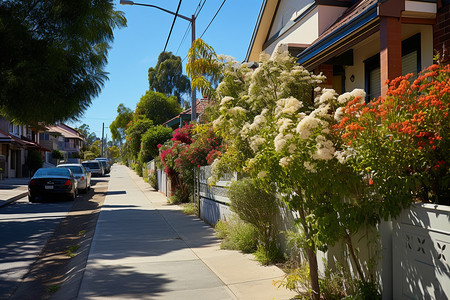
[266,7,319,55]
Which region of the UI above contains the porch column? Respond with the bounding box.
[379,0,404,97]
[318,64,334,89]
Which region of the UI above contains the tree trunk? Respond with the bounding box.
[344,231,365,281]
[306,245,320,300]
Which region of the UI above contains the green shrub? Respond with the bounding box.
[182,202,195,215]
[273,261,312,298]
[143,166,148,182]
[214,215,257,253]
[227,178,282,262]
[26,151,43,175]
[148,170,158,189]
[134,161,143,177]
[52,149,64,160]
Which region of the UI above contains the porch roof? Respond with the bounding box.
[0,129,50,151]
[297,0,378,70]
[45,125,83,140]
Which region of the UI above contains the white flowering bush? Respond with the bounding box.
[209,50,374,299]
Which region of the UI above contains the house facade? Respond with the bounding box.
[0,116,49,178]
[246,0,449,100]
[245,1,450,298]
[39,124,85,165]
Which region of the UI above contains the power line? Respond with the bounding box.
[200,0,226,39]
[195,0,207,18]
[175,22,191,55]
[176,0,205,55]
[163,0,183,53]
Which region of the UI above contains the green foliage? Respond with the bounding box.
[167,183,190,204]
[66,244,81,258]
[0,0,126,124]
[110,104,133,144]
[142,165,148,181]
[186,39,224,100]
[52,149,64,160]
[140,125,173,161]
[182,202,196,215]
[83,151,96,161]
[133,161,143,177]
[253,243,284,266]
[148,170,158,189]
[148,51,191,103]
[227,178,282,263]
[26,151,43,174]
[135,90,181,125]
[76,124,98,146]
[108,145,120,161]
[70,152,81,159]
[125,117,153,160]
[273,261,312,297]
[214,216,257,253]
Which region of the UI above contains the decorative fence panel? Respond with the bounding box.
[196,165,235,225]
[393,203,450,299]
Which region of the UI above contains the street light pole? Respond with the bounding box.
[120,0,197,121]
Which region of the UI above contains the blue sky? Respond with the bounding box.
[69,0,263,139]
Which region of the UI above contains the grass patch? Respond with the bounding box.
[66,244,81,258]
[182,202,196,215]
[215,216,257,253]
[78,230,86,236]
[46,285,60,293]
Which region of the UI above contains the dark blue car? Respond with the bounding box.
[28,168,78,202]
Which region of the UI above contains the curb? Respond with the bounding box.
[0,192,28,208]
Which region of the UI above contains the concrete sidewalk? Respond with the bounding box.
[0,177,29,207]
[76,164,296,300]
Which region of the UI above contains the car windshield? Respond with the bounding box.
[58,166,83,174]
[83,162,100,169]
[35,168,71,177]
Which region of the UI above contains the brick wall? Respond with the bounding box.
[433,2,450,64]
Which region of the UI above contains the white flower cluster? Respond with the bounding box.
[249,109,268,131]
[337,88,366,104]
[277,97,303,115]
[318,89,337,105]
[296,115,321,139]
[311,135,335,161]
[250,135,266,152]
[304,161,317,173]
[220,96,234,106]
[228,106,247,115]
[279,156,292,168]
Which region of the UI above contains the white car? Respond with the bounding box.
[57,163,91,193]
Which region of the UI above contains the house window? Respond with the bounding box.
[364,33,421,102]
[39,133,50,141]
[9,124,20,136]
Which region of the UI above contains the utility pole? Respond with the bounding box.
[101,122,104,157]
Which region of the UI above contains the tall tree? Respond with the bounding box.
[135,90,181,125]
[110,103,133,145]
[148,51,191,104]
[0,0,126,124]
[76,124,98,146]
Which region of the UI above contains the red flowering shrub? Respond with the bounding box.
[158,123,223,202]
[335,64,449,206]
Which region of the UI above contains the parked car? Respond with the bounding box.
[82,160,104,177]
[57,163,91,193]
[28,168,78,202]
[95,157,110,174]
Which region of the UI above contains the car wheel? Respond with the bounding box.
[28,195,36,203]
[68,192,76,201]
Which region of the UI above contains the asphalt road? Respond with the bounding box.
[0,177,108,299]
